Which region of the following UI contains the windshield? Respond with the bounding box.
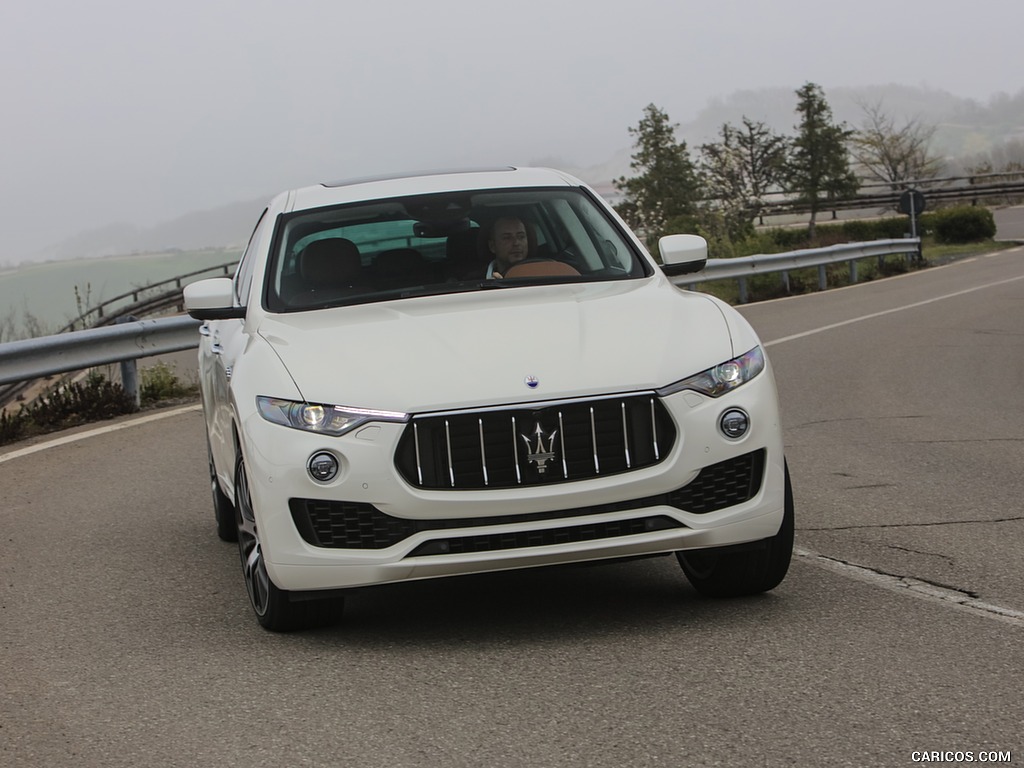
[264,186,651,312]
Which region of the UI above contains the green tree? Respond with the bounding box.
[699,117,789,238]
[614,103,701,248]
[787,83,859,239]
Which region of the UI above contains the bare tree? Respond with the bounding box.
[850,101,943,188]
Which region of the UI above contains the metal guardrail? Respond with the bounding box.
[0,261,236,409]
[0,316,200,387]
[756,171,1024,219]
[0,238,922,394]
[56,260,237,332]
[676,238,921,303]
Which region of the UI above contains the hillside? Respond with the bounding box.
[683,84,1024,159]
[35,197,266,263]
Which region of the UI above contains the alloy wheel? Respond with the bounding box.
[235,458,271,617]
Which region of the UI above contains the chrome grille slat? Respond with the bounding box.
[622,401,632,469]
[650,397,660,460]
[444,419,455,488]
[414,422,423,485]
[511,415,522,484]
[478,418,489,486]
[558,411,568,479]
[395,395,676,490]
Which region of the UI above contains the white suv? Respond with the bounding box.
[184,167,793,631]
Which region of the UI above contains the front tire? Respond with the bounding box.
[677,461,794,597]
[233,451,344,631]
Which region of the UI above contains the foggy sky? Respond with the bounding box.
[1,0,1021,262]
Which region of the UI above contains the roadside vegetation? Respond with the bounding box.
[613,82,1013,304]
[0,362,197,447]
[689,204,1002,304]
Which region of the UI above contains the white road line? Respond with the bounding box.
[796,548,1024,628]
[0,403,202,465]
[765,272,1024,347]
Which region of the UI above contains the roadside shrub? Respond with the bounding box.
[0,365,200,447]
[0,408,28,445]
[735,231,785,257]
[840,217,912,240]
[140,362,197,405]
[929,205,997,243]
[23,371,137,430]
[757,216,927,254]
[764,227,809,250]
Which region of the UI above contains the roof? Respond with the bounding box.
[285,166,583,213]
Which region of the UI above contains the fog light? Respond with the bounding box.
[719,408,749,439]
[308,452,339,482]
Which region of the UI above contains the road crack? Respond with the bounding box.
[802,516,1024,532]
[795,548,1024,628]
[884,544,956,565]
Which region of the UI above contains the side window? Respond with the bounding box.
[234,208,269,305]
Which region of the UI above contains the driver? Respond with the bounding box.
[486,216,531,278]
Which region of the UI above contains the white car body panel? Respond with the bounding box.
[257,278,734,413]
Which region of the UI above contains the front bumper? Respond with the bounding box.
[236,373,786,592]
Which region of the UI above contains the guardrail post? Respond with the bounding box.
[849,259,858,284]
[115,316,141,407]
[818,265,827,291]
[738,276,748,304]
[781,271,790,293]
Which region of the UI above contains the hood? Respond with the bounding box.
[256,279,735,413]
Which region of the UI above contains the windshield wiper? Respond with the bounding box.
[474,279,515,289]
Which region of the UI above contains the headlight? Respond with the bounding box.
[256,396,409,436]
[659,346,765,398]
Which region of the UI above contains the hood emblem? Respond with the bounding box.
[522,422,558,474]
[525,375,539,389]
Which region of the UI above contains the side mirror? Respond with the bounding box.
[658,234,708,276]
[184,278,245,320]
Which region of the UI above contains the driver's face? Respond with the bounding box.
[490,218,528,272]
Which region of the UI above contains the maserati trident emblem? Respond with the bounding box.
[522,422,557,474]
[525,375,539,389]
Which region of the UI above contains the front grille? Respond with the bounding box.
[290,450,765,550]
[394,394,676,490]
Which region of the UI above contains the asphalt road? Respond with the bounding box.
[3,246,1023,767]
[994,204,1024,241]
